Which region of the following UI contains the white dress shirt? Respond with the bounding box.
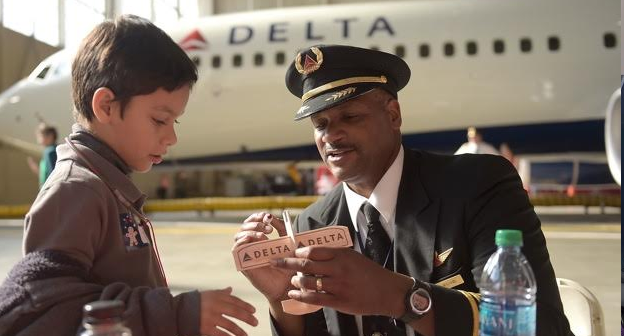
[342,146,415,336]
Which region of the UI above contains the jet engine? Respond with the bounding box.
[605,87,621,185]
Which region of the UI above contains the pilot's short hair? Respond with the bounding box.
[71,15,197,122]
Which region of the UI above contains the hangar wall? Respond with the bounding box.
[0,27,59,204]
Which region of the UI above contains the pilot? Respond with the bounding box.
[234,45,573,336]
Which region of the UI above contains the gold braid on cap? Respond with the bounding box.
[301,75,387,102]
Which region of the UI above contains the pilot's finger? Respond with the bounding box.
[271,257,329,276]
[243,212,270,224]
[238,221,273,234]
[291,274,332,294]
[267,215,287,237]
[233,230,269,245]
[295,246,340,261]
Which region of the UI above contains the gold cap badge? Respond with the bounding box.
[295,47,323,75]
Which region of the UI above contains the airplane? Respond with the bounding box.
[0,0,620,185]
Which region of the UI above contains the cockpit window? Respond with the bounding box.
[36,65,51,79]
[53,60,70,76]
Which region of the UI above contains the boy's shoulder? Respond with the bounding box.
[39,158,112,203]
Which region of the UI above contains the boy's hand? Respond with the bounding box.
[232,212,294,303]
[199,287,258,336]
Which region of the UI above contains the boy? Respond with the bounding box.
[26,123,58,187]
[0,15,257,336]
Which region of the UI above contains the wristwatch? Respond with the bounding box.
[397,278,432,324]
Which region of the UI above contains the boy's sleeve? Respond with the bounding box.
[23,180,107,268]
[0,250,200,336]
[100,283,201,336]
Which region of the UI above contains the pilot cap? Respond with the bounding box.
[285,45,410,120]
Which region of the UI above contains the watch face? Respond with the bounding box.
[411,290,430,311]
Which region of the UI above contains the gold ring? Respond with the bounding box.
[316,277,323,292]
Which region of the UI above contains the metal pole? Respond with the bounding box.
[58,0,65,47]
[150,0,156,22]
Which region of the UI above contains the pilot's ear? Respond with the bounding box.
[387,99,402,130]
[92,87,117,123]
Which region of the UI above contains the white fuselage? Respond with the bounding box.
[0,0,619,161]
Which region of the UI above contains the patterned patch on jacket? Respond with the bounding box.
[119,213,150,250]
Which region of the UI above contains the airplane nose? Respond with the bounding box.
[0,79,26,115]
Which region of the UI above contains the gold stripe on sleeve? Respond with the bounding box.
[459,290,480,336]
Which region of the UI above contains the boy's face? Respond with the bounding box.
[36,133,55,146]
[106,85,190,173]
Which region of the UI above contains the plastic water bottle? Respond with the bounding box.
[79,300,132,336]
[479,230,537,336]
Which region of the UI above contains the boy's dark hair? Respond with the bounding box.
[72,15,198,122]
[37,123,58,142]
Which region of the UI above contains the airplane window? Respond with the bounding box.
[520,38,532,53]
[466,41,477,56]
[548,36,560,51]
[212,55,221,69]
[275,52,285,65]
[493,39,505,54]
[233,54,242,67]
[604,32,617,48]
[395,45,405,58]
[254,53,264,66]
[443,42,454,57]
[36,65,51,79]
[419,44,430,58]
[192,56,201,67]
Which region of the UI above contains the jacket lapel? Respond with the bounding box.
[394,150,440,282]
[318,188,359,335]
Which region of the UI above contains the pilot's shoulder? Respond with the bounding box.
[298,184,344,221]
[413,150,518,197]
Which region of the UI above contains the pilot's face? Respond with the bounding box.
[108,85,190,173]
[311,89,402,195]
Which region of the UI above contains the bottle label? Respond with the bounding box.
[479,302,536,336]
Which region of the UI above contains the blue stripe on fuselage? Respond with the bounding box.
[165,119,604,165]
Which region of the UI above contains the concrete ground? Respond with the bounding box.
[0,211,620,336]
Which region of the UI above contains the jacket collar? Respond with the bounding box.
[57,124,145,208]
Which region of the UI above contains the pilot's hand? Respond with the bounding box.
[199,287,258,336]
[272,246,413,318]
[232,212,295,303]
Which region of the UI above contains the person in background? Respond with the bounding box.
[27,123,58,187]
[454,126,499,155]
[499,142,519,169]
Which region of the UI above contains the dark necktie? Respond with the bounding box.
[361,202,401,336]
[362,202,391,265]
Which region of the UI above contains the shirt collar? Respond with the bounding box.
[344,145,404,229]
